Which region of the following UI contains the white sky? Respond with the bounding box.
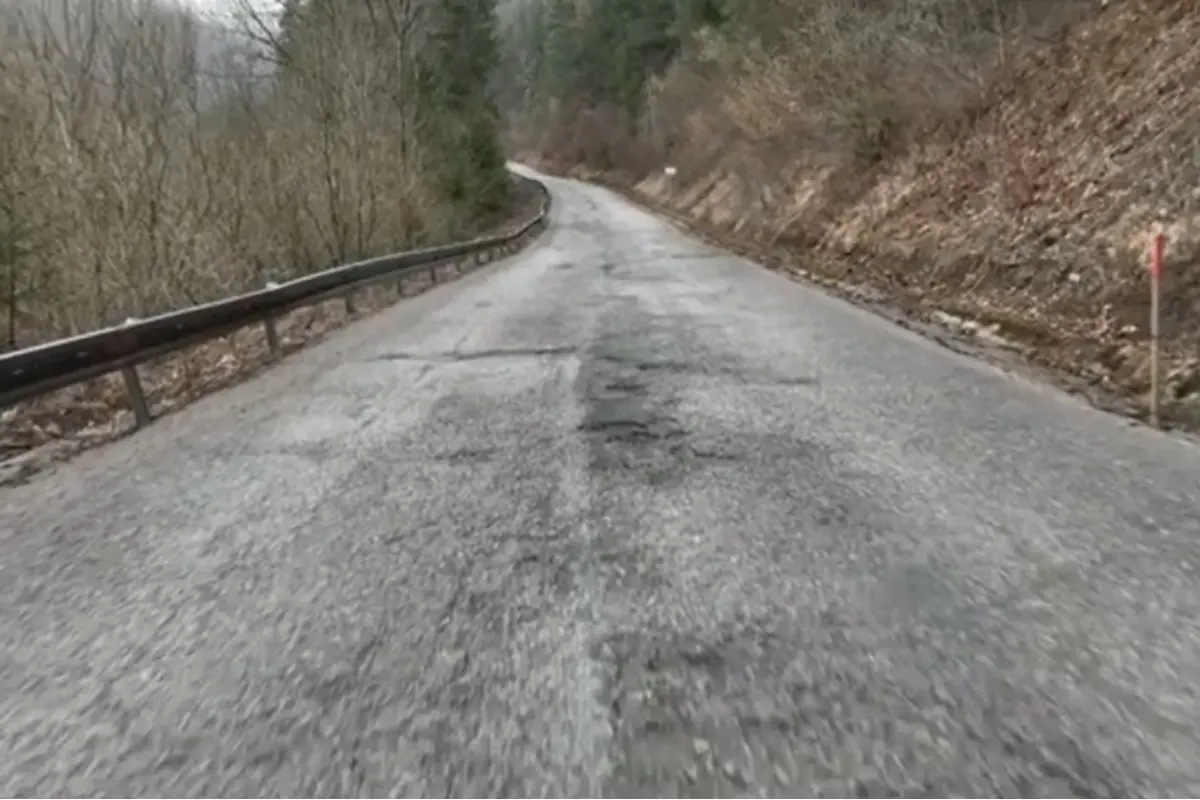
[178,0,275,25]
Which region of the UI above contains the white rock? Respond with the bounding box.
[931,310,965,331]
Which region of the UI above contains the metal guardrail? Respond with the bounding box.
[0,179,551,426]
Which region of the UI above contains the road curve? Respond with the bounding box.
[4,168,1200,797]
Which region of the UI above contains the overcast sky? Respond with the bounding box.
[180,0,274,26]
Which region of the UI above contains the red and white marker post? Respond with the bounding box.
[1149,232,1165,427]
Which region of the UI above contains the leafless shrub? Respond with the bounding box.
[649,0,1096,168]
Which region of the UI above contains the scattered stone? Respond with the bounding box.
[0,441,77,487]
[931,310,965,332]
[975,323,1012,347]
[1167,359,1200,399]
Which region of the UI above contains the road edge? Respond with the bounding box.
[556,168,1200,448]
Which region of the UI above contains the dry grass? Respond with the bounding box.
[0,0,460,351]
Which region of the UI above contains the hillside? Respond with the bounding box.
[503,0,1200,427]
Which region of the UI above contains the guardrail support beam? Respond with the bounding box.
[263,317,280,356]
[121,366,152,428]
[344,293,356,316]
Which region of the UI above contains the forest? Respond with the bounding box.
[495,0,1094,171]
[0,0,509,350]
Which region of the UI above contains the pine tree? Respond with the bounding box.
[419,0,509,217]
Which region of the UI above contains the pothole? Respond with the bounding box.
[430,445,498,463]
[579,417,685,444]
[369,345,576,363]
[606,378,647,392]
[596,354,693,375]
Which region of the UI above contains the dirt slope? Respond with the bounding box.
[565,0,1200,428]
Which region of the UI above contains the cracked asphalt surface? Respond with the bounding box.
[5,166,1200,797]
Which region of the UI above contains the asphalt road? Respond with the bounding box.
[5,168,1200,798]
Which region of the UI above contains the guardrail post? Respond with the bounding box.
[344,292,357,316]
[120,366,152,428]
[429,265,438,284]
[264,318,280,356]
[114,316,152,428]
[263,281,281,357]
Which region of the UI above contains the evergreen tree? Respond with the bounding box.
[277,0,509,220]
[419,0,509,218]
[495,0,731,137]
